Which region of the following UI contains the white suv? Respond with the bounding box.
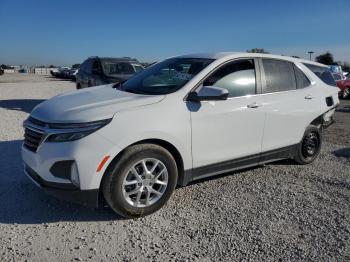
[22,53,339,218]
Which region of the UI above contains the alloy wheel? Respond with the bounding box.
[122,158,168,207]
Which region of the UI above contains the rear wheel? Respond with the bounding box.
[102,144,178,218]
[294,126,322,164]
[342,87,350,99]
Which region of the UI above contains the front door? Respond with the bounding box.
[190,59,265,170]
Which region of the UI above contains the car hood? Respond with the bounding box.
[30,84,165,122]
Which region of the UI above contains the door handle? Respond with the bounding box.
[247,102,261,108]
[305,94,313,100]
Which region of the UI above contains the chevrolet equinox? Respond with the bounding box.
[22,53,339,218]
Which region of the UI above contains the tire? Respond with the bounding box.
[102,144,178,218]
[76,83,81,89]
[294,126,322,165]
[342,87,350,99]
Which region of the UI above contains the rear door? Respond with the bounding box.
[259,58,320,153]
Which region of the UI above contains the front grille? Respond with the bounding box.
[28,116,46,127]
[24,127,44,152]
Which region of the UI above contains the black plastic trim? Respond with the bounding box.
[26,165,77,190]
[50,160,74,180]
[25,165,99,208]
[183,144,298,185]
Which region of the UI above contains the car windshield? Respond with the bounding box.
[118,58,214,95]
[102,61,135,76]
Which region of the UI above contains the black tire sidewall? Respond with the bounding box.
[104,145,178,218]
[296,126,322,164]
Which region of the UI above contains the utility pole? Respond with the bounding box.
[308,51,314,61]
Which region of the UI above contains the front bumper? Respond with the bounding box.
[21,130,121,208]
[24,164,99,207]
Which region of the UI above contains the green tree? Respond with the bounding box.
[246,48,269,54]
[342,62,350,72]
[315,52,334,65]
[337,62,350,72]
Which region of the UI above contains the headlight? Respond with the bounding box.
[47,118,112,142]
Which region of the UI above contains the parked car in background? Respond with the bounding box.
[67,68,79,81]
[50,67,70,78]
[333,73,350,99]
[76,57,144,89]
[22,52,339,218]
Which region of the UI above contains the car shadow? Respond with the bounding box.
[333,147,350,159]
[0,140,122,224]
[44,76,75,82]
[0,99,45,113]
[336,106,350,113]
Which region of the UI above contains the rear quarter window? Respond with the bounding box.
[293,65,311,89]
[303,63,337,86]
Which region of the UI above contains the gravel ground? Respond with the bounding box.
[0,74,349,261]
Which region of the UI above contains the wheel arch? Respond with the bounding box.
[100,138,187,196]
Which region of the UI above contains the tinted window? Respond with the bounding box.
[83,59,94,74]
[294,65,311,89]
[262,59,296,93]
[102,61,134,75]
[203,59,256,97]
[303,63,337,86]
[79,60,88,72]
[117,63,134,74]
[332,73,342,81]
[92,60,100,70]
[120,58,213,95]
[89,60,101,75]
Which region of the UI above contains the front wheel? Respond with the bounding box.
[102,144,178,218]
[294,126,322,165]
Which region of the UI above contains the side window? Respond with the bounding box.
[293,65,311,89]
[203,59,256,97]
[303,63,337,87]
[117,63,135,74]
[262,59,296,93]
[80,60,88,72]
[92,60,100,73]
[332,73,342,81]
[84,59,93,74]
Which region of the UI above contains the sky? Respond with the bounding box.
[0,0,349,66]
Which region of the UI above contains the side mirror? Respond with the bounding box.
[187,86,229,102]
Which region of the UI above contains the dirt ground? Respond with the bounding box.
[0,74,349,261]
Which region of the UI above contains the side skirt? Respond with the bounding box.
[182,144,298,185]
